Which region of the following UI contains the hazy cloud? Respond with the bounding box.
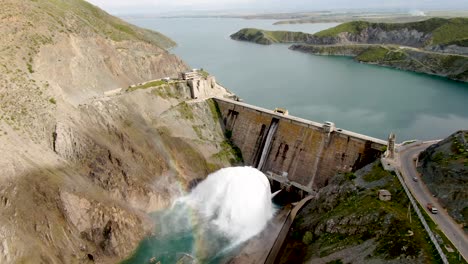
[86,0,468,14]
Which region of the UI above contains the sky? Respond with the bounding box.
[86,0,468,15]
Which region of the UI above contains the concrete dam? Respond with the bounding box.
[214,97,388,191]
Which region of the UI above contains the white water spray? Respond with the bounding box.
[180,166,275,244]
[125,167,276,263]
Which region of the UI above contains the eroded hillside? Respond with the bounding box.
[0,0,237,263]
[418,130,468,229]
[278,162,460,263]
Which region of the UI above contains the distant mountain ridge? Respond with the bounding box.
[232,18,468,52]
[230,28,314,45]
[313,18,468,51]
[230,18,468,82]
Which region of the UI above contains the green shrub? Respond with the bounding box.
[127,80,165,92]
[302,231,313,245]
[345,172,356,181]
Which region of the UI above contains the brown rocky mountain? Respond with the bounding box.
[0,0,237,263]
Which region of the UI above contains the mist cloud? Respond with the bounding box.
[86,0,468,14]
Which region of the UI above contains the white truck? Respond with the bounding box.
[427,203,438,214]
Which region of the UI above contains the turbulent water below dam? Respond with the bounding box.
[123,167,275,263]
[127,17,468,141]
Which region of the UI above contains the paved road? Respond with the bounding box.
[398,142,468,261]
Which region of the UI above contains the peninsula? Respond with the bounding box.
[231,18,468,82]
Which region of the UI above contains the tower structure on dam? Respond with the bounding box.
[386,133,396,159]
[214,97,388,190]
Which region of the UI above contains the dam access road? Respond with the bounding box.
[398,142,468,262]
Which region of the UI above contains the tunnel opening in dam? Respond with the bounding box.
[256,118,280,170]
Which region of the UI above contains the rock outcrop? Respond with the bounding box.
[231,18,468,82]
[230,28,315,45]
[309,24,432,47]
[0,0,238,263]
[278,162,443,263]
[290,44,468,82]
[418,130,468,228]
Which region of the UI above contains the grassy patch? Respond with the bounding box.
[48,97,56,104]
[192,125,204,140]
[432,18,468,45]
[207,99,222,123]
[150,83,182,99]
[314,21,370,37]
[199,69,210,79]
[362,163,388,182]
[290,163,445,262]
[206,162,221,173]
[213,140,243,164]
[344,172,356,181]
[356,46,389,62]
[312,17,468,46]
[403,140,417,145]
[231,28,312,44]
[355,46,408,63]
[26,63,34,73]
[177,102,194,120]
[127,80,165,92]
[44,0,176,48]
[415,203,467,263]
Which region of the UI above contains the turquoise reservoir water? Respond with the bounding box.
[126,17,468,141]
[122,167,275,264]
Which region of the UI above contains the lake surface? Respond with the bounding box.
[127,17,468,141]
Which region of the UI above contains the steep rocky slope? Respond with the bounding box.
[418,131,468,229]
[0,0,237,263]
[312,18,468,54]
[230,28,314,45]
[231,18,468,82]
[290,44,468,82]
[233,18,468,54]
[277,162,458,263]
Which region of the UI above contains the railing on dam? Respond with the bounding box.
[213,97,387,146]
[214,97,388,189]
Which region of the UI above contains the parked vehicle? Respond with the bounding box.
[427,203,438,214]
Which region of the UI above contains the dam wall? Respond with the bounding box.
[214,97,387,189]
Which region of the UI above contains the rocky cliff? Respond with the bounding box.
[0,0,237,263]
[310,18,468,55]
[418,131,468,229]
[231,18,468,53]
[231,18,468,82]
[230,28,315,45]
[290,44,468,82]
[277,162,457,263]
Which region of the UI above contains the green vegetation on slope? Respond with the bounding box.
[230,28,312,45]
[279,161,464,263]
[432,18,468,45]
[313,17,468,46]
[355,46,407,62]
[292,43,468,82]
[127,80,166,92]
[314,21,371,37]
[36,0,175,48]
[419,131,468,227]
